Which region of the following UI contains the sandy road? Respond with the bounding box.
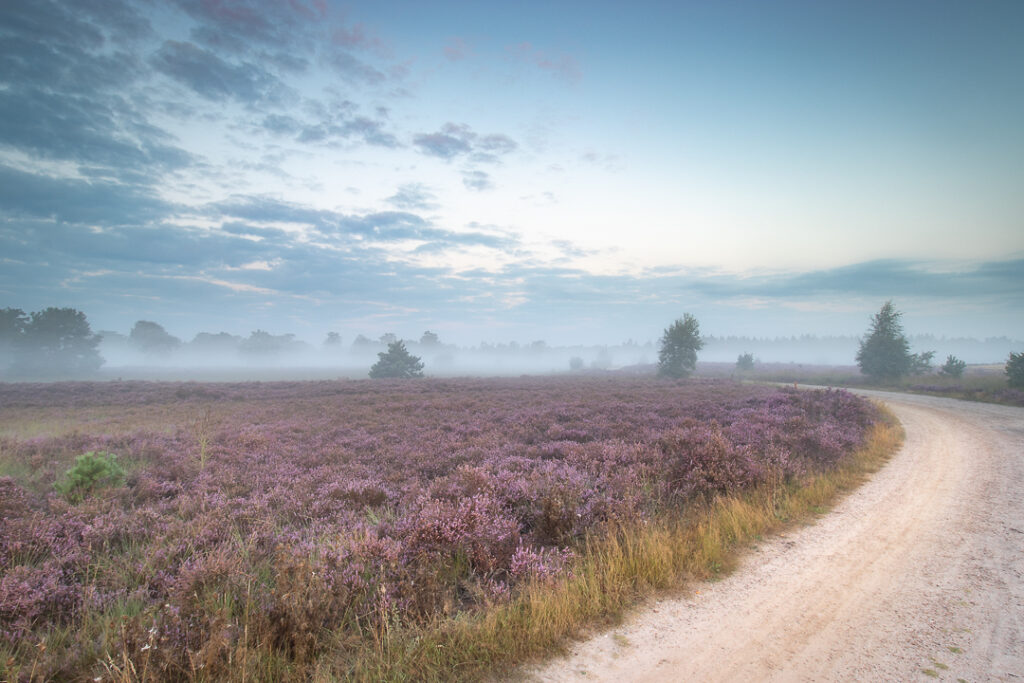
[527,392,1024,682]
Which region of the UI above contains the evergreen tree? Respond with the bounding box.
[369,341,424,378]
[1007,351,1024,388]
[658,314,703,378]
[855,301,919,381]
[938,354,966,378]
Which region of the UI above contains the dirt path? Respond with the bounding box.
[526,392,1024,682]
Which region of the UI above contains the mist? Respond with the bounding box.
[87,324,1024,382]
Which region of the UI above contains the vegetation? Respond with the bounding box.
[369,340,425,378]
[1007,351,1024,388]
[736,352,755,371]
[129,320,181,355]
[658,314,703,378]
[0,307,103,378]
[52,451,125,503]
[0,377,882,681]
[938,355,966,379]
[855,301,933,382]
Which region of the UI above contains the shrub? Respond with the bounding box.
[938,354,966,378]
[53,451,125,503]
[736,353,755,371]
[1007,351,1024,388]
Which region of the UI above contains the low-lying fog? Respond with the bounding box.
[91,328,1023,380]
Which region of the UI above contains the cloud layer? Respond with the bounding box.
[1,1,1022,345]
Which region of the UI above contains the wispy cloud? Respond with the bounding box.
[151,40,291,104]
[412,123,518,162]
[387,183,439,211]
[462,170,493,191]
[509,42,582,84]
[443,37,470,61]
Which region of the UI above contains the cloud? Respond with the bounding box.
[462,170,494,191]
[151,40,290,104]
[214,196,337,228]
[170,0,325,54]
[510,42,582,84]
[0,3,193,184]
[412,123,518,163]
[387,183,439,210]
[332,22,389,56]
[413,124,475,159]
[443,37,470,61]
[670,259,1024,304]
[0,165,172,226]
[324,49,388,84]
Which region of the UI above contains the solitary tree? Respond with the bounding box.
[658,314,703,378]
[420,330,440,346]
[855,301,932,381]
[1007,351,1024,389]
[369,341,424,378]
[736,352,755,372]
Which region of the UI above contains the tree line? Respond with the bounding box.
[3,304,1023,386]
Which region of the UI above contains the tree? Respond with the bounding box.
[240,330,299,356]
[420,330,439,346]
[351,334,376,349]
[0,308,27,370]
[1007,351,1024,389]
[938,355,966,379]
[909,350,935,375]
[324,332,342,347]
[13,307,103,377]
[130,320,181,355]
[369,341,424,378]
[855,301,933,381]
[658,314,703,378]
[379,332,398,346]
[736,352,755,372]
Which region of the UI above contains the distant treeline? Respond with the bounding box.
[3,306,1022,379]
[701,334,1022,366]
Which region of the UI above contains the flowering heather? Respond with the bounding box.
[0,377,877,680]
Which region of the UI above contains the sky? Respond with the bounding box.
[1,0,1022,347]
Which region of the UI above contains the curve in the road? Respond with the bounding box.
[527,392,1024,682]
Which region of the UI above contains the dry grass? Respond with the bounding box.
[334,407,903,681]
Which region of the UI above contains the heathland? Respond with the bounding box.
[1,377,882,681]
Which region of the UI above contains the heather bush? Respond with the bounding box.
[0,376,878,680]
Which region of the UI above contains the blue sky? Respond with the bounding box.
[1,0,1022,346]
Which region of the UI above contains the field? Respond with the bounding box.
[701,362,1024,407]
[0,377,881,681]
